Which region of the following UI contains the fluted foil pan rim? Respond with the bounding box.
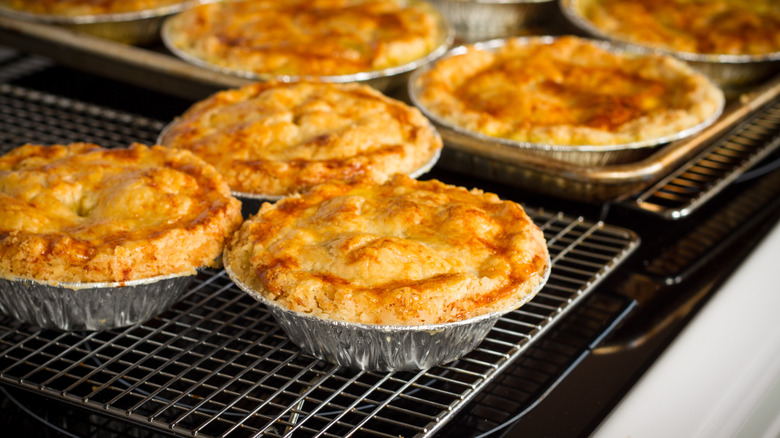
[1,270,195,289]
[0,271,195,331]
[225,257,550,371]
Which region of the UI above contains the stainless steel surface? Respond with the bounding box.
[0,71,640,436]
[560,0,780,87]
[0,274,194,331]
[226,261,550,372]
[160,0,454,92]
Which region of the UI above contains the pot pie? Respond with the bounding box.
[575,0,780,56]
[161,0,447,78]
[158,81,443,197]
[0,142,243,284]
[411,36,724,147]
[224,174,550,326]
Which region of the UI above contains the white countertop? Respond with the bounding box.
[593,220,780,438]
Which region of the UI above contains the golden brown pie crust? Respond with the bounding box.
[159,81,442,197]
[413,36,724,146]
[224,174,549,325]
[162,0,445,77]
[0,143,243,284]
[578,0,780,56]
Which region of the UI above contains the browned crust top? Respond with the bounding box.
[0,142,243,283]
[160,81,442,196]
[225,175,549,325]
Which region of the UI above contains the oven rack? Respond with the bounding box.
[626,91,780,219]
[0,81,640,436]
[0,288,636,438]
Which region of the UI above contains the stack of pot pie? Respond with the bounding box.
[162,0,447,80]
[158,81,442,198]
[411,36,724,147]
[0,143,243,284]
[224,174,550,326]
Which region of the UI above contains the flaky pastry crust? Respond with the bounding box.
[413,36,724,146]
[159,81,442,197]
[162,0,445,77]
[578,0,780,56]
[224,174,549,326]
[0,143,243,284]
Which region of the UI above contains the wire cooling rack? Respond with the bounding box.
[0,81,640,437]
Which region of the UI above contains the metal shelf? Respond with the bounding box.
[627,93,780,219]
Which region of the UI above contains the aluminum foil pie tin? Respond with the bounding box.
[225,260,550,372]
[0,273,194,331]
[160,1,454,92]
[560,0,780,88]
[427,0,557,43]
[408,36,726,166]
[0,0,208,45]
[233,146,441,218]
